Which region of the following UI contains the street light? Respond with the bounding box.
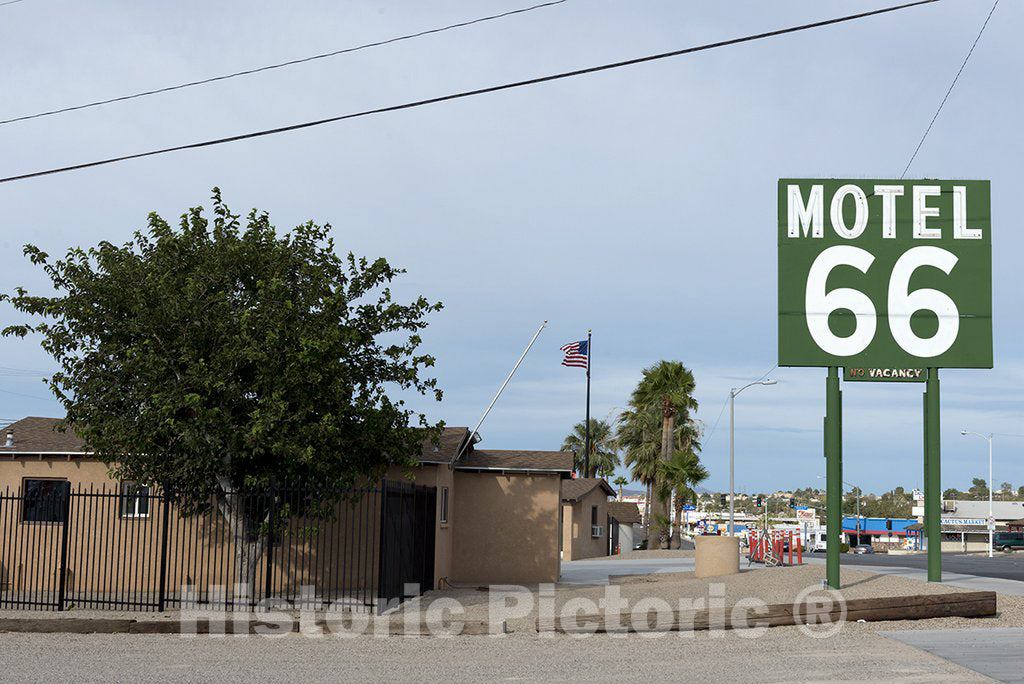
[961,430,994,558]
[729,379,777,536]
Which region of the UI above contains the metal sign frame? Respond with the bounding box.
[778,178,993,589]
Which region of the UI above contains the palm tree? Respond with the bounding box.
[561,418,619,478]
[613,476,628,500]
[617,403,699,544]
[617,405,661,537]
[654,423,707,548]
[628,361,698,549]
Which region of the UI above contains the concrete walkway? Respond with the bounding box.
[803,555,1024,596]
[882,628,1024,683]
[559,556,694,585]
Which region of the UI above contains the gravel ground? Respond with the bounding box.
[418,563,1024,634]
[4,564,1020,638]
[0,629,993,683]
[2,565,1020,682]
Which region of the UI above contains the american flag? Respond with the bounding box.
[560,340,589,369]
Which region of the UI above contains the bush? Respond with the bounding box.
[839,542,850,553]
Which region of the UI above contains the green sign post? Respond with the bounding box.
[778,179,992,589]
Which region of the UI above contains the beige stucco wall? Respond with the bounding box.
[1,457,112,492]
[561,487,610,560]
[2,457,556,594]
[450,471,561,585]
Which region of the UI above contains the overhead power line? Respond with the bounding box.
[0,387,55,402]
[900,0,998,178]
[0,0,940,185]
[0,0,569,126]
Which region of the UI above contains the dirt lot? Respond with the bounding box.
[420,563,1024,635]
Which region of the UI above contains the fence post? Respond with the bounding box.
[264,487,276,604]
[157,488,171,612]
[376,481,389,615]
[56,486,72,611]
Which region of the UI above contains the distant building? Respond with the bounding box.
[943,500,1024,522]
[843,516,915,548]
[607,501,643,552]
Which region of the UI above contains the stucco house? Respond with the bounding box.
[0,417,572,611]
[607,500,643,553]
[560,478,615,560]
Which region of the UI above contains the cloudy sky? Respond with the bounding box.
[1,0,1020,494]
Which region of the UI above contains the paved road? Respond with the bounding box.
[803,551,1024,596]
[883,628,1024,683]
[836,551,1024,582]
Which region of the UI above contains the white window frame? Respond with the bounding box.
[120,482,152,519]
[439,486,449,525]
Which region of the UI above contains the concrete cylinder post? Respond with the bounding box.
[694,535,740,578]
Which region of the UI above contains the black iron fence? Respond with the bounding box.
[0,479,435,614]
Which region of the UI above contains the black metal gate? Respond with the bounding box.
[377,480,436,613]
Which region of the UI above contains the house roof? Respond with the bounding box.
[945,500,1024,520]
[608,501,642,524]
[0,417,570,475]
[455,449,573,473]
[0,416,86,455]
[418,426,472,464]
[561,478,615,502]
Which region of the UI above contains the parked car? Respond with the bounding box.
[993,532,1024,552]
[852,544,874,554]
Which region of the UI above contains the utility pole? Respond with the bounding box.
[962,430,995,558]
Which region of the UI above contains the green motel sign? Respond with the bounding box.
[778,179,992,368]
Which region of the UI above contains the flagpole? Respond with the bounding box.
[584,329,591,478]
[452,320,548,465]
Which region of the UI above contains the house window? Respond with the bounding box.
[22,479,70,523]
[591,505,598,527]
[120,482,151,519]
[439,486,449,525]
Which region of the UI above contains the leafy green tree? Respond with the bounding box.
[612,475,629,500]
[968,478,989,501]
[862,488,912,518]
[2,190,443,586]
[625,361,698,549]
[561,418,619,477]
[842,487,863,517]
[1000,482,1013,500]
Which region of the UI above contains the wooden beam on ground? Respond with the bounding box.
[536,591,996,634]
